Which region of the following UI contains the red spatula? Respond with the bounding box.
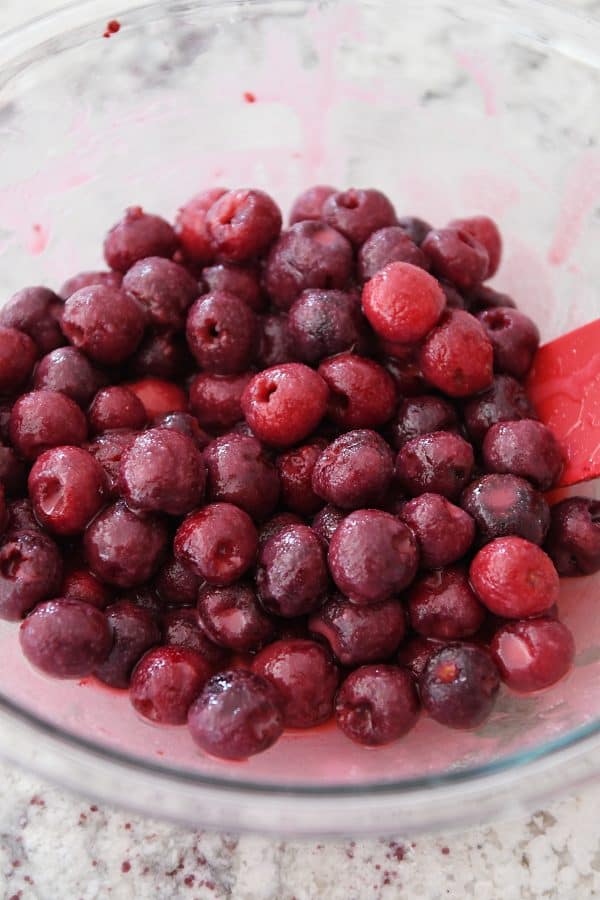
[526,319,600,487]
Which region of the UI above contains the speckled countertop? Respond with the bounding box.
[2,2,600,899]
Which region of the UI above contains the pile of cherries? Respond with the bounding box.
[0,184,598,760]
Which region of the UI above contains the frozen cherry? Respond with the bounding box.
[460,474,550,546]
[186,290,257,374]
[309,594,405,666]
[478,307,540,378]
[420,309,494,397]
[34,347,104,407]
[328,509,418,604]
[119,427,205,516]
[94,601,161,688]
[420,643,500,729]
[88,386,147,434]
[127,377,187,420]
[175,187,227,264]
[382,351,427,397]
[276,439,327,516]
[127,330,193,381]
[447,215,502,278]
[152,411,210,450]
[85,429,138,497]
[422,227,489,290]
[162,608,229,669]
[312,505,345,544]
[408,567,485,639]
[20,598,112,678]
[0,530,63,621]
[130,646,211,725]
[397,635,446,681]
[62,568,112,610]
[264,220,353,311]
[358,226,428,281]
[252,638,338,728]
[119,585,166,618]
[389,395,459,450]
[322,188,396,246]
[188,669,284,759]
[490,618,575,693]
[317,354,396,429]
[544,497,600,576]
[9,390,87,461]
[289,184,337,224]
[256,524,328,617]
[397,215,432,245]
[204,433,279,522]
[362,262,445,343]
[335,665,419,746]
[155,556,204,608]
[470,536,559,618]
[174,502,258,585]
[206,188,281,262]
[197,582,274,651]
[482,419,563,491]
[189,371,251,431]
[400,493,475,568]
[104,206,178,272]
[0,326,38,393]
[288,289,369,365]
[84,501,168,588]
[242,363,328,448]
[122,256,198,329]
[62,285,145,365]
[462,375,536,444]
[395,431,474,499]
[256,314,294,368]
[28,446,106,536]
[59,270,123,299]
[312,430,394,510]
[202,262,264,312]
[1,286,64,354]
[258,512,304,549]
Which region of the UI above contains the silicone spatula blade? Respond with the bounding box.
[526,319,600,487]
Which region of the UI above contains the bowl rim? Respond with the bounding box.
[2,690,600,835]
[0,0,600,834]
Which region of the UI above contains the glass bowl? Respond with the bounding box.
[0,0,599,836]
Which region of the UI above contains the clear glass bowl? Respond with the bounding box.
[0,0,599,836]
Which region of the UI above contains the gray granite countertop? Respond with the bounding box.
[1,2,600,898]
